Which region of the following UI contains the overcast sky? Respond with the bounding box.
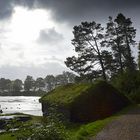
[0,0,140,80]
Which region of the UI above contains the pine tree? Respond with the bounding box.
[65,21,107,81]
[138,42,140,70]
[106,16,125,74]
[114,13,136,71]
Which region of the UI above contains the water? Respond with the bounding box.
[0,96,42,116]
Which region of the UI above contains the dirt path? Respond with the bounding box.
[92,107,140,140]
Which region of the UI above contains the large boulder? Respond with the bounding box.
[40,81,131,123]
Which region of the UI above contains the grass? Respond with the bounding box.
[40,83,92,106]
[0,105,139,140]
[67,104,139,140]
[0,134,16,140]
[0,114,43,140]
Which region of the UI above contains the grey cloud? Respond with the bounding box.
[0,0,140,23]
[37,28,64,45]
[14,0,35,9]
[0,0,35,20]
[0,0,14,20]
[0,0,140,22]
[0,62,69,80]
[34,0,140,24]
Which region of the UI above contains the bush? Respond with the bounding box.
[111,71,140,103]
[17,106,69,140]
[128,90,140,104]
[28,122,68,140]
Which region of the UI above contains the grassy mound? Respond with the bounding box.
[40,83,92,106]
[40,81,130,122]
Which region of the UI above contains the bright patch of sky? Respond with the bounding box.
[0,6,74,79]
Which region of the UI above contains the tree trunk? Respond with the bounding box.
[94,38,107,81]
[116,38,123,73]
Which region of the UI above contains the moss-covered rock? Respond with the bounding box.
[40,81,131,123]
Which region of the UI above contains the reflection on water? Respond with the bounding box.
[0,96,42,116]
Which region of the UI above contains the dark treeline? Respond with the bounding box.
[0,71,75,96]
[65,13,140,103]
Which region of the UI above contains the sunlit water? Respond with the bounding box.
[0,96,42,116]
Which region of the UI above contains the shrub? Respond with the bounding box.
[111,71,140,103]
[17,106,69,140]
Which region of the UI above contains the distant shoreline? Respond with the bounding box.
[0,91,46,97]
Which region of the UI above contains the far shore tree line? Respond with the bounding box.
[0,71,75,94]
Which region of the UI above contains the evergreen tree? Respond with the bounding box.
[65,21,107,81]
[24,76,35,91]
[45,75,56,91]
[106,16,125,74]
[35,77,45,91]
[114,13,136,71]
[12,79,23,92]
[138,42,140,70]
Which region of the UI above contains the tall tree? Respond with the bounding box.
[45,75,56,91]
[65,21,107,81]
[12,79,23,92]
[106,16,125,74]
[138,42,140,70]
[0,78,11,92]
[24,76,35,91]
[114,13,136,71]
[62,71,75,83]
[35,77,45,91]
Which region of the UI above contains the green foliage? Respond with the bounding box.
[12,79,23,92]
[114,13,136,71]
[40,83,92,106]
[25,123,68,140]
[24,75,35,91]
[17,107,69,140]
[111,71,140,103]
[71,118,115,140]
[128,89,140,103]
[41,81,130,123]
[0,78,11,92]
[0,134,16,140]
[65,21,107,80]
[68,105,139,140]
[65,13,137,81]
[138,42,140,69]
[35,77,45,90]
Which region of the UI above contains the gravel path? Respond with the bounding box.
[92,107,140,140]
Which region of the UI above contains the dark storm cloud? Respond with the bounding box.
[34,0,140,24]
[0,0,140,22]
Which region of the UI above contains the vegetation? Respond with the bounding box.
[65,13,140,103]
[0,111,68,140]
[0,71,75,96]
[0,12,140,140]
[40,80,130,123]
[65,13,136,82]
[0,105,139,140]
[40,83,91,106]
[68,104,139,140]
